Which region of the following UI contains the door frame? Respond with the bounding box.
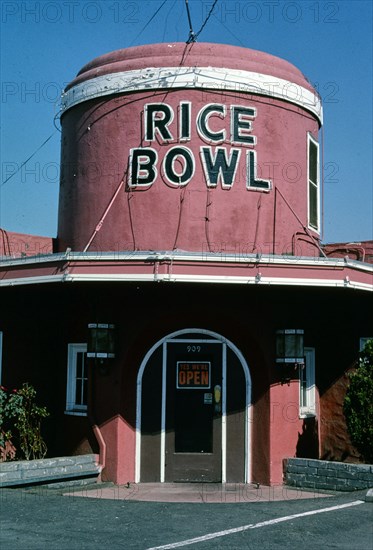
[135,328,252,483]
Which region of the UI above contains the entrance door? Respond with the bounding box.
[136,329,252,484]
[165,341,222,482]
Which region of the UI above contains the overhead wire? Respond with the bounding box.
[162,0,177,41]
[2,1,167,190]
[129,0,168,47]
[3,2,180,190]
[185,0,195,43]
[3,0,221,245]
[186,0,219,43]
[1,130,58,187]
[205,1,246,48]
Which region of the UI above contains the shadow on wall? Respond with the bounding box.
[296,417,319,458]
[320,366,362,463]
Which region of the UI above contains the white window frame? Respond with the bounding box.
[65,343,88,416]
[299,347,316,417]
[307,133,320,233]
[359,337,372,351]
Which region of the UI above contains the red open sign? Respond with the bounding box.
[176,362,211,389]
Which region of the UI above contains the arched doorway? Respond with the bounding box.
[135,329,252,483]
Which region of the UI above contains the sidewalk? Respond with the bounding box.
[64,482,333,503]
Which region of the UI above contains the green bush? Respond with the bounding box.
[343,340,373,463]
[0,383,49,461]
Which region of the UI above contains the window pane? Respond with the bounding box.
[82,378,87,406]
[66,344,88,414]
[75,379,82,405]
[309,183,318,229]
[76,352,83,378]
[82,353,87,378]
[309,140,318,184]
[299,365,307,408]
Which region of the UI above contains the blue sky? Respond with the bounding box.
[1,0,372,244]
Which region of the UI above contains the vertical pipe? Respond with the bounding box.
[160,341,167,482]
[222,343,227,483]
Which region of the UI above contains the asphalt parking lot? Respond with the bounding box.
[1,485,372,549]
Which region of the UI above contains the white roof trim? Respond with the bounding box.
[0,272,371,291]
[1,251,372,272]
[61,66,323,123]
[0,275,66,287]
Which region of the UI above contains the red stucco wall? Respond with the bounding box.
[0,229,53,257]
[58,43,321,257]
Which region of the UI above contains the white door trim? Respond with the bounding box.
[135,328,252,483]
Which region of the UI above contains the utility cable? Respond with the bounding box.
[1,130,58,187]
[187,0,219,43]
[185,0,195,43]
[162,0,177,42]
[206,2,246,48]
[129,0,168,47]
[275,186,327,258]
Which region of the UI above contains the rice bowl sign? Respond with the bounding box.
[128,102,272,191]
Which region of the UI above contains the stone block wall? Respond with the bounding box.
[284,458,373,491]
[0,454,101,487]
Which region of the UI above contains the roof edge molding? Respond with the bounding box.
[61,66,322,123]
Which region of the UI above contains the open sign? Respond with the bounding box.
[176,362,211,389]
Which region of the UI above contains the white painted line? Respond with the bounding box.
[146,500,364,550]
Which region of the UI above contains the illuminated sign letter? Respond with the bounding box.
[164,146,195,186]
[201,147,241,189]
[179,102,191,141]
[145,103,174,141]
[128,148,157,188]
[231,106,256,145]
[197,104,226,143]
[246,150,271,190]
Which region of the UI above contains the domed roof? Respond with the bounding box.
[62,42,322,124]
[67,42,315,94]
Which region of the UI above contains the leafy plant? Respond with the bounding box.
[0,386,21,457]
[343,340,373,463]
[0,383,49,461]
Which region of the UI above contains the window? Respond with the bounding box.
[65,344,88,416]
[359,337,372,351]
[308,133,320,232]
[299,347,316,417]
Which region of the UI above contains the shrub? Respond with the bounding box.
[343,340,373,463]
[0,383,49,461]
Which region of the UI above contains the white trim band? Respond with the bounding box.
[0,273,372,291]
[2,252,371,271]
[61,66,323,123]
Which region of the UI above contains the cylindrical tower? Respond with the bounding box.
[58,42,322,256]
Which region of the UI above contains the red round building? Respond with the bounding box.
[0,43,371,487]
[58,42,322,257]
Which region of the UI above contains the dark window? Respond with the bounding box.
[308,135,320,231]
